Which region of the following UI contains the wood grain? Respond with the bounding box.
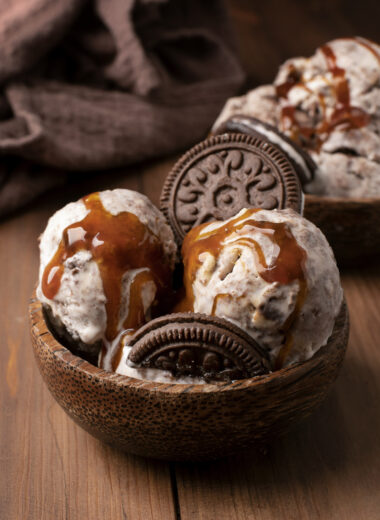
[0,169,177,520]
[3,155,380,520]
[169,0,380,517]
[1,0,380,518]
[172,269,380,520]
[29,297,348,461]
[304,195,380,266]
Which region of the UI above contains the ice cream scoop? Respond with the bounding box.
[213,37,380,198]
[37,188,177,369]
[176,207,343,368]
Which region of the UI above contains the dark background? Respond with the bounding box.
[227,0,380,87]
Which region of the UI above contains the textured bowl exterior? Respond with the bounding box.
[304,195,380,266]
[29,295,349,461]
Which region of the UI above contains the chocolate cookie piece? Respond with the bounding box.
[128,313,270,383]
[214,115,316,185]
[160,133,303,245]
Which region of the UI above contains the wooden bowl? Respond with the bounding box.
[29,294,349,461]
[304,195,380,267]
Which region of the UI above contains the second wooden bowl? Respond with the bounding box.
[29,294,349,461]
[304,195,380,266]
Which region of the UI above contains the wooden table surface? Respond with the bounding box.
[1,1,380,518]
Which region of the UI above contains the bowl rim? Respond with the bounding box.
[29,292,348,396]
[305,194,380,204]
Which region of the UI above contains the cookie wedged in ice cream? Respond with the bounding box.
[213,37,380,198]
[177,207,343,368]
[37,189,177,367]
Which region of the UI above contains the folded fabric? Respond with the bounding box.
[0,0,244,216]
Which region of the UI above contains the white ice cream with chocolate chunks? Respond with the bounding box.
[178,208,343,367]
[37,189,177,367]
[214,37,380,197]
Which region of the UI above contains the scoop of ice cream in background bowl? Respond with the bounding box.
[30,135,349,461]
[213,37,380,265]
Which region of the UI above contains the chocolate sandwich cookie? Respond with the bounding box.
[160,133,303,245]
[214,115,316,185]
[128,313,270,383]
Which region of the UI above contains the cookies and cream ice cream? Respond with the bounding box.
[37,188,177,369]
[213,37,380,198]
[37,190,343,380]
[176,207,343,367]
[37,173,343,380]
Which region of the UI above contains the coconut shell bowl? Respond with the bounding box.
[304,195,380,266]
[29,295,349,461]
[29,134,349,461]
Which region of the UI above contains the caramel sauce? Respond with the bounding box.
[344,36,380,65]
[281,105,316,145]
[178,209,307,366]
[320,44,369,132]
[275,64,301,98]
[211,293,231,315]
[276,40,370,149]
[42,192,172,365]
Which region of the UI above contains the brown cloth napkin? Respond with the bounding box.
[0,0,244,217]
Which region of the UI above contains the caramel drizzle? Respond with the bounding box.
[276,37,370,149]
[211,293,231,315]
[42,192,172,368]
[348,36,380,65]
[178,209,307,366]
